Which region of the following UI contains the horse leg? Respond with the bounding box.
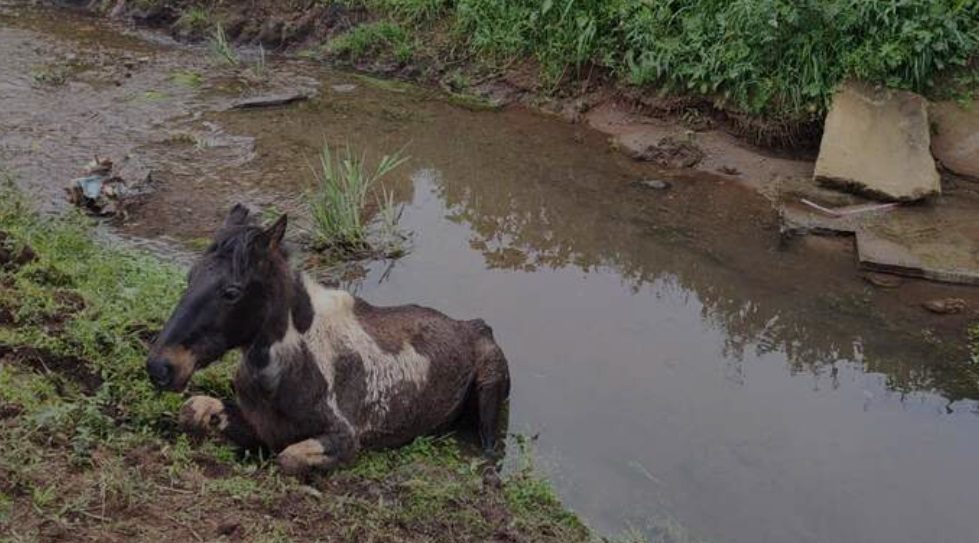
[474,337,511,457]
[179,396,262,450]
[277,430,358,476]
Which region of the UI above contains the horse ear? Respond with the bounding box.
[263,214,287,251]
[223,203,251,228]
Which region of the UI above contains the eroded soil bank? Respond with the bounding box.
[2,5,979,543]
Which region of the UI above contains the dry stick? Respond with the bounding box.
[79,510,111,523]
[153,483,194,494]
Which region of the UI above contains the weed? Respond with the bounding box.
[174,6,209,33]
[252,44,268,79]
[30,61,77,86]
[210,23,238,66]
[306,144,408,254]
[368,0,452,24]
[169,70,202,87]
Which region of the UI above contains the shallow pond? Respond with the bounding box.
[2,7,979,543]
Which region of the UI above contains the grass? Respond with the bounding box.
[0,176,600,541]
[329,20,416,64]
[30,60,80,86]
[209,22,238,66]
[307,143,409,256]
[168,69,202,87]
[174,5,209,34]
[324,0,979,131]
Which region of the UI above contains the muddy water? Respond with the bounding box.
[3,7,979,543]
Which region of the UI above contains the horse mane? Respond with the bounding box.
[210,222,290,281]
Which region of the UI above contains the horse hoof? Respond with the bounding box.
[178,396,226,433]
[277,439,333,476]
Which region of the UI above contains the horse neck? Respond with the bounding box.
[247,261,303,354]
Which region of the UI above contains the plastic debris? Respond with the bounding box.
[66,156,151,219]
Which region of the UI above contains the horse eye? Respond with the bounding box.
[221,285,242,303]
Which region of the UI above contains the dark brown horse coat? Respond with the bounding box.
[148,205,510,474]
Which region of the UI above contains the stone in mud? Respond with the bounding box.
[930,101,979,180]
[921,298,967,315]
[628,136,705,169]
[862,273,902,289]
[637,179,672,190]
[331,84,357,94]
[814,82,940,201]
[231,92,310,109]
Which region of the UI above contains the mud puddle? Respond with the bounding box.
[3,7,979,543]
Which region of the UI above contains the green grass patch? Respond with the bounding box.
[174,5,210,33]
[306,143,408,256]
[330,21,415,64]
[169,69,202,87]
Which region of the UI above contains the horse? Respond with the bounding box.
[146,204,510,475]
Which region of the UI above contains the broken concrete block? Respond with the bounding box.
[930,101,979,180]
[815,82,940,201]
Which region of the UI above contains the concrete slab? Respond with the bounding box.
[856,195,979,285]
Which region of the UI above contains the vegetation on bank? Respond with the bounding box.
[446,0,979,116]
[0,183,595,542]
[103,0,979,141]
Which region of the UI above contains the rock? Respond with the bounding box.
[257,19,284,47]
[331,83,357,94]
[637,179,672,190]
[216,521,240,536]
[814,81,940,201]
[922,298,967,315]
[628,136,705,169]
[930,101,979,180]
[231,92,310,109]
[862,273,902,289]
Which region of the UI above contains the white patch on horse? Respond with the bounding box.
[298,275,431,430]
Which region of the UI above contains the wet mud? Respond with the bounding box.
[2,6,979,543]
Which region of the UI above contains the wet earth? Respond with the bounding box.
[3,6,979,543]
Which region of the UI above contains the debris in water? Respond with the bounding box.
[66,156,151,219]
[921,298,968,315]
